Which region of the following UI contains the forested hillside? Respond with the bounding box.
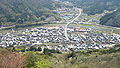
[0,0,58,26]
[61,0,120,15]
[1,45,120,68]
[100,9,120,27]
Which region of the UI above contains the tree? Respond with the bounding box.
[41,16,46,21]
[25,51,52,68]
[67,52,76,58]
[17,18,24,24]
[34,59,51,68]
[0,49,27,68]
[30,46,37,51]
[0,22,2,27]
[43,48,52,56]
[25,52,38,68]
[37,47,42,51]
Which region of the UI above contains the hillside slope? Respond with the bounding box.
[61,0,120,15]
[0,0,58,26]
[100,9,120,27]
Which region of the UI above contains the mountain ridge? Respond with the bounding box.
[100,9,120,27]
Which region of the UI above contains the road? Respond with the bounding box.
[65,8,82,40]
[99,25,120,30]
[0,25,15,30]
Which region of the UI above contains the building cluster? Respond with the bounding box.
[54,7,79,22]
[40,31,120,53]
[0,26,120,53]
[0,27,66,47]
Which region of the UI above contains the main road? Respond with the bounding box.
[65,8,82,40]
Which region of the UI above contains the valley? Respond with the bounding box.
[0,0,120,68]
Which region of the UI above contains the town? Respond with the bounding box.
[0,2,120,53]
[0,26,120,53]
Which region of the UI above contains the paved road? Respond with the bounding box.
[65,8,82,40]
[99,25,120,29]
[0,25,15,30]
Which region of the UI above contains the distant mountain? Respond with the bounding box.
[61,0,120,15]
[100,9,120,27]
[0,0,59,26]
